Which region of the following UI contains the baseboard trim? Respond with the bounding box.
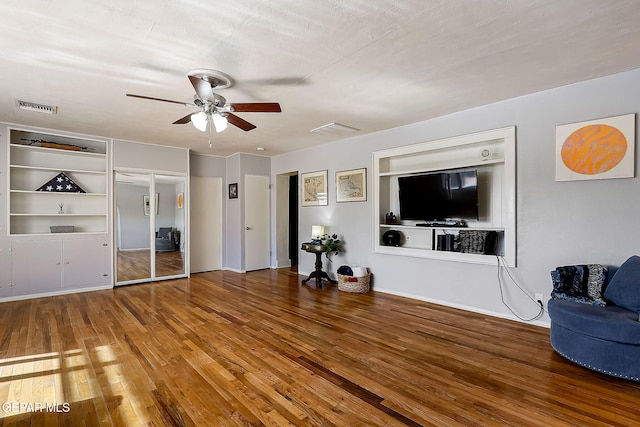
[374,287,550,328]
[0,284,114,303]
[273,261,292,269]
[223,267,246,273]
[295,270,549,328]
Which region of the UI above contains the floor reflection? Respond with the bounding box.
[117,250,185,282]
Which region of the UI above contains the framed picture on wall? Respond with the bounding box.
[336,168,366,202]
[301,170,328,206]
[143,193,159,215]
[229,183,238,199]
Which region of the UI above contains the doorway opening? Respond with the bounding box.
[289,174,298,267]
[275,172,299,269]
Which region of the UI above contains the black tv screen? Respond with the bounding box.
[398,170,478,221]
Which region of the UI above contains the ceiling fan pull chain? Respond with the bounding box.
[208,118,213,148]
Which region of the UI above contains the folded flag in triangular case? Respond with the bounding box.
[36,172,86,193]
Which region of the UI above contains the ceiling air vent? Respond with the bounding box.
[310,122,359,136]
[16,100,58,115]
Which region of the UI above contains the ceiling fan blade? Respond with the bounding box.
[188,75,216,103]
[230,102,281,113]
[126,93,195,107]
[227,113,257,131]
[173,113,193,125]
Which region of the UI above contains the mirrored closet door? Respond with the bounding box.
[115,171,187,285]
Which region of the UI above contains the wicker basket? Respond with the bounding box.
[338,273,370,293]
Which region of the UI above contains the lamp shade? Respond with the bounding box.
[212,112,228,133]
[311,225,326,239]
[191,111,208,132]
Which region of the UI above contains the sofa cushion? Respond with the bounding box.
[604,255,640,312]
[548,299,640,345]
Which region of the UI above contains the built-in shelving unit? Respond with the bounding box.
[8,129,108,235]
[373,127,516,266]
[2,125,112,301]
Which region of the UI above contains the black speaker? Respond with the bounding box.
[382,229,402,246]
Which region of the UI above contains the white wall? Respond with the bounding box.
[113,140,189,173]
[271,67,640,325]
[227,153,270,272]
[226,154,242,271]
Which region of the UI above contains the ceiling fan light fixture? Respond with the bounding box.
[212,112,228,133]
[191,111,208,132]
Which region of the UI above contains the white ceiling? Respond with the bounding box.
[1,1,640,156]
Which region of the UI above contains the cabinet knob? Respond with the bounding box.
[66,261,70,265]
[8,283,15,287]
[103,273,108,277]
[57,262,61,265]
[102,243,108,247]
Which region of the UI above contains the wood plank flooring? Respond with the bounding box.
[1,268,640,426]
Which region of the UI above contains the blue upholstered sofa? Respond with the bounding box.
[548,256,640,381]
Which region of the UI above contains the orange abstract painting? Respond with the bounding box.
[561,124,627,175]
[556,114,635,181]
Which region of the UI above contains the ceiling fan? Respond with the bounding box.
[126,69,281,148]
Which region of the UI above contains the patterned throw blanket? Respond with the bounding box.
[551,264,608,306]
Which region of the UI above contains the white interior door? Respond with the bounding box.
[190,176,223,272]
[244,175,270,271]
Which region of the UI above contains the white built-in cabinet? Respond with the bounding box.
[9,238,109,297]
[2,125,112,301]
[0,244,10,299]
[373,126,516,266]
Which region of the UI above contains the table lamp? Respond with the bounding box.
[311,225,326,242]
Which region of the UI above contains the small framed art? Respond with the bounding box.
[229,183,238,199]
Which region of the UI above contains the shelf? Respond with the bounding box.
[10,213,106,217]
[10,231,108,237]
[375,245,501,265]
[10,190,106,196]
[379,224,505,231]
[378,158,504,177]
[10,164,105,174]
[10,143,106,157]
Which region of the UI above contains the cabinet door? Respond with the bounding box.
[63,238,108,289]
[0,246,11,298]
[11,240,63,295]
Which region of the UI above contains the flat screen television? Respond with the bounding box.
[398,170,478,221]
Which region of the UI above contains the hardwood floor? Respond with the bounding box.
[1,268,640,426]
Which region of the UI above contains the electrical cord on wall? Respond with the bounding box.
[496,255,544,322]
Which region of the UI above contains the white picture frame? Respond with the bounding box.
[301,170,328,206]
